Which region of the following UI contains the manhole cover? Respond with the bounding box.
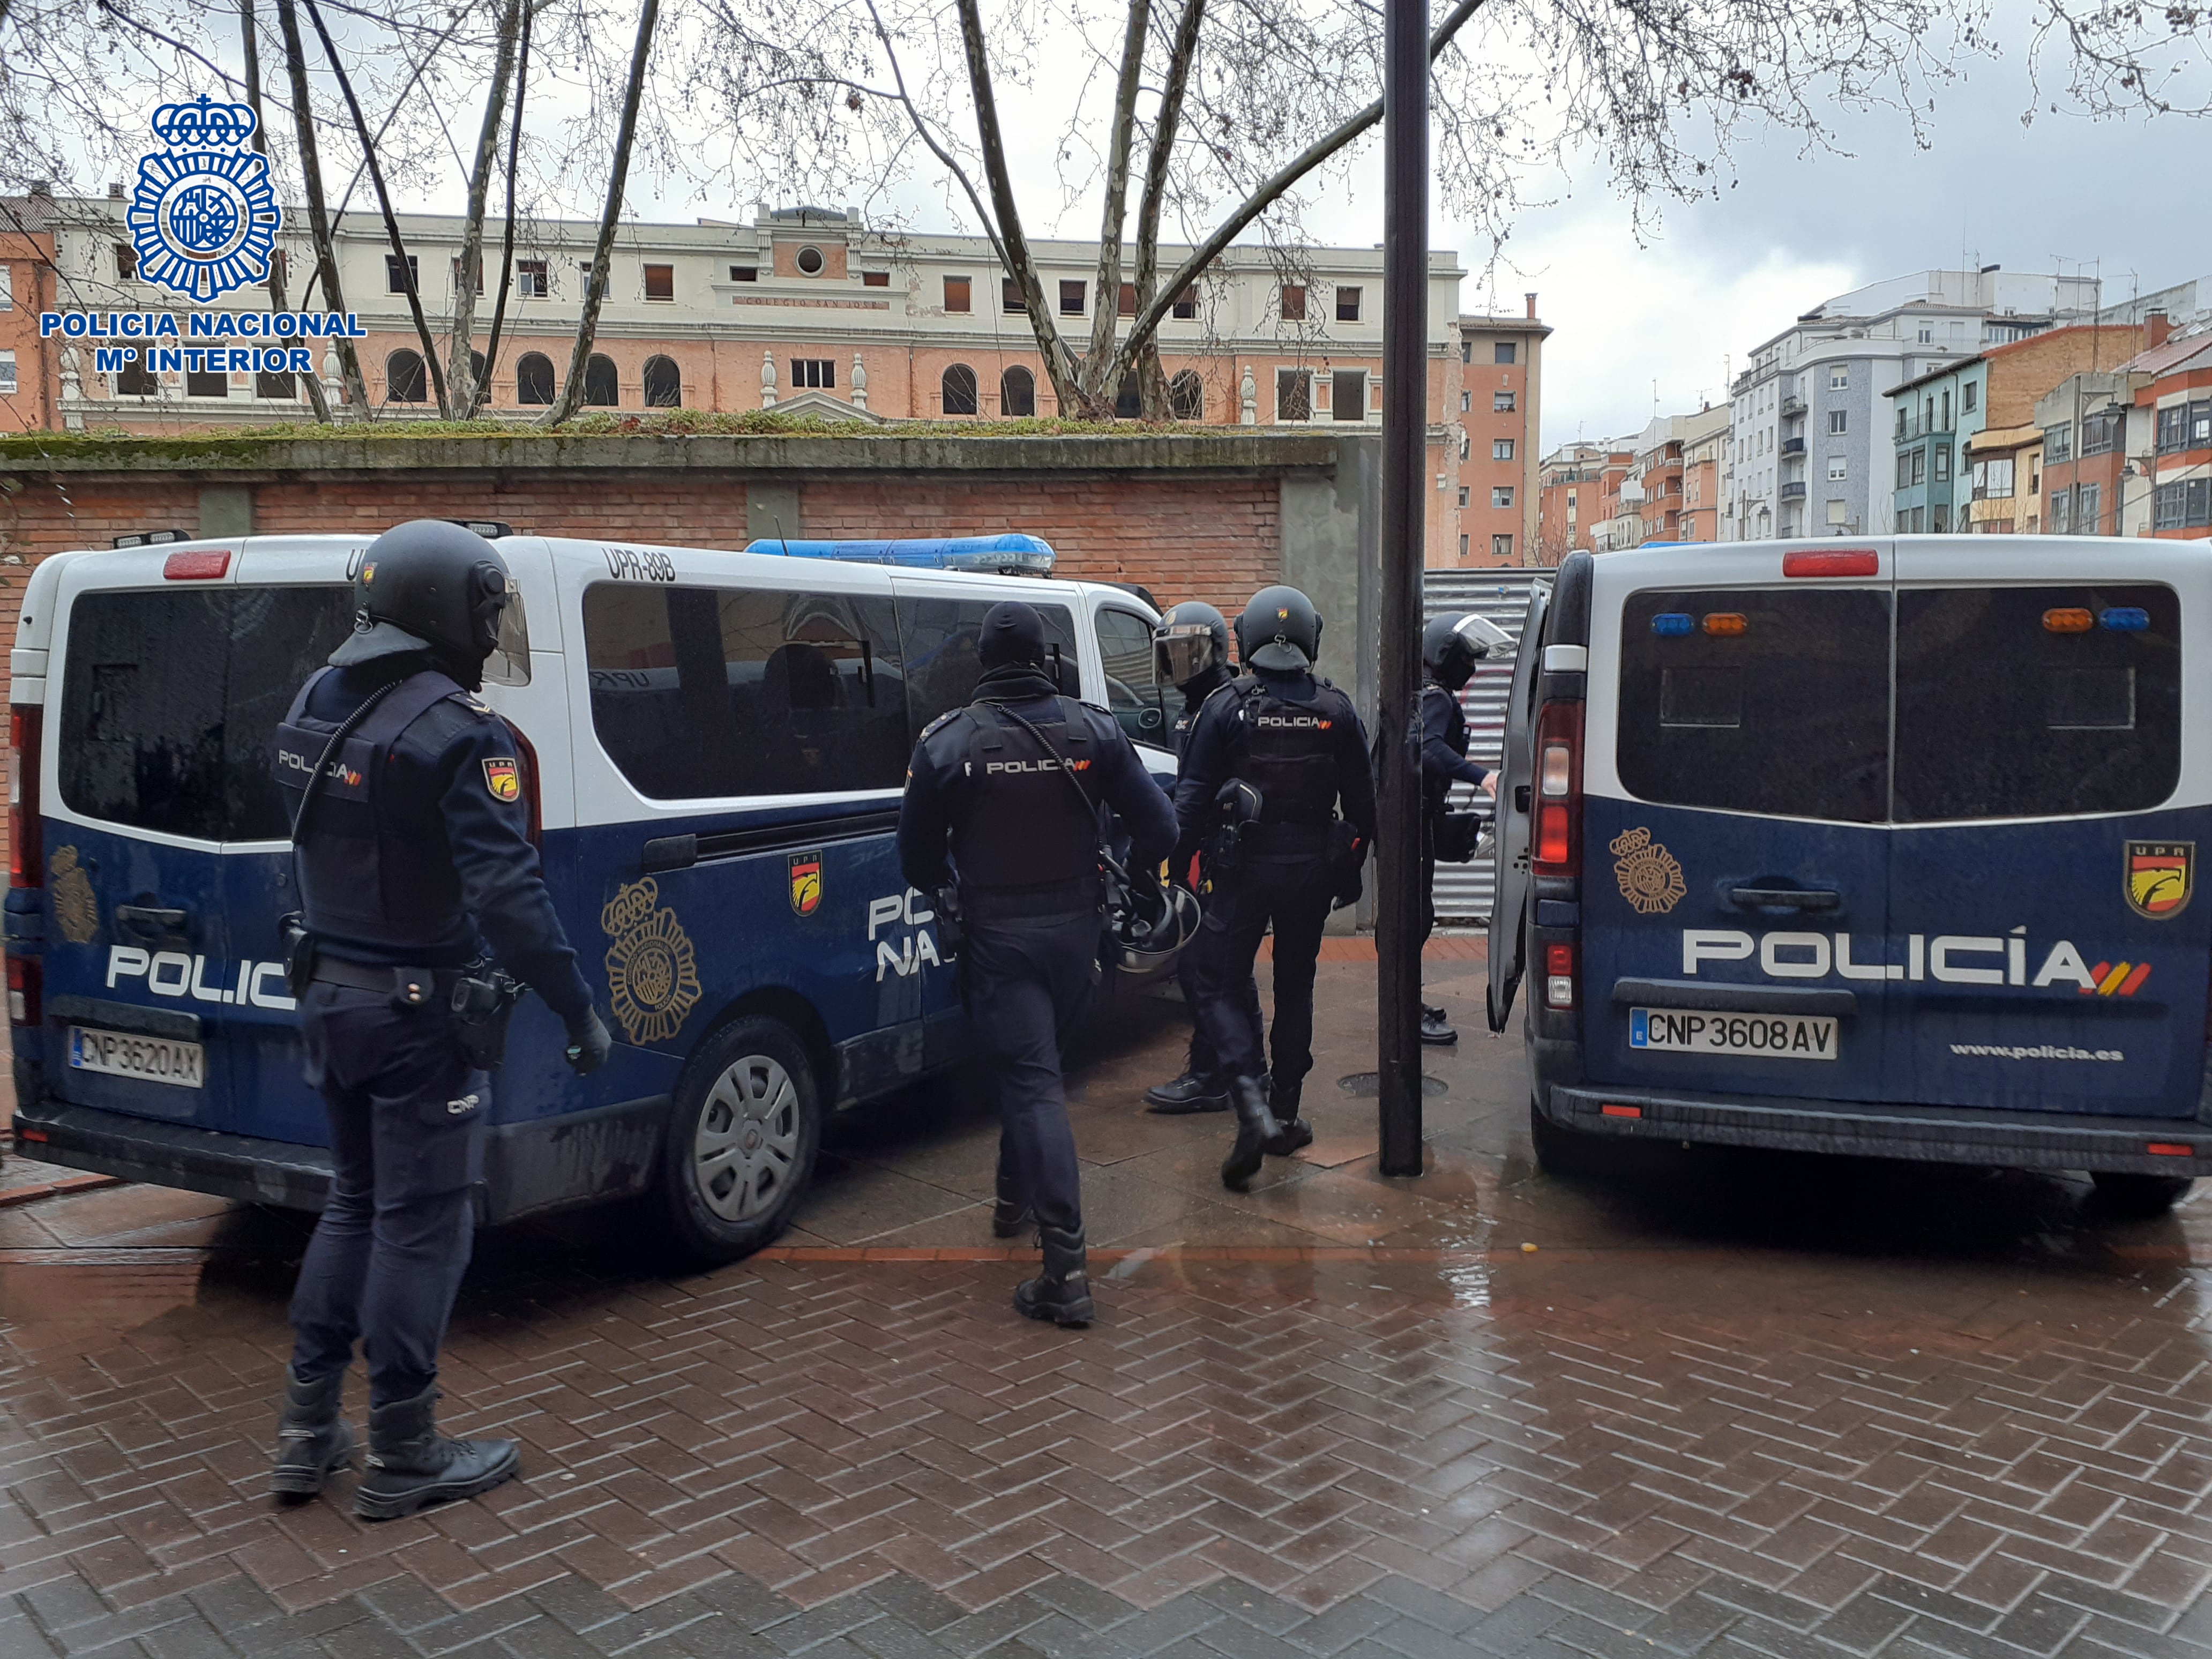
[1336,1073,1447,1098]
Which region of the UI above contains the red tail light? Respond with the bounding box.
[10,705,42,889]
[1545,941,1577,1010]
[8,952,40,1028]
[162,548,231,580]
[1783,549,1879,579]
[1531,700,1583,877]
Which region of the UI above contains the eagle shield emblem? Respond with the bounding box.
[789,850,824,917]
[2125,841,2193,920]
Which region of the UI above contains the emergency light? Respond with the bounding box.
[743,533,1056,576]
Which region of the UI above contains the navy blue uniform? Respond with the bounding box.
[900,663,1176,1233]
[1175,669,1376,1102]
[1168,666,1252,1092]
[275,661,591,1409]
[1419,682,1489,944]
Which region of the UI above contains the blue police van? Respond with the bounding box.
[5,530,1178,1260]
[1491,539,2211,1215]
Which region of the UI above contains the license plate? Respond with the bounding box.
[68,1026,206,1088]
[1630,1007,1837,1062]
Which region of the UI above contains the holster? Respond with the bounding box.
[1436,810,1485,864]
[450,968,520,1071]
[1326,819,1367,910]
[934,885,964,963]
[279,913,316,999]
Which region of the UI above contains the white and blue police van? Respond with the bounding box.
[1491,539,2211,1215]
[5,529,1179,1260]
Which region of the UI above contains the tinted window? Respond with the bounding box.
[1894,585,2180,821]
[584,584,907,800]
[1617,588,1891,823]
[59,587,356,841]
[1094,608,1159,709]
[897,598,1079,735]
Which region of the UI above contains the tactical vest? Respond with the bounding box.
[1229,677,1344,829]
[952,698,1104,890]
[1421,682,1470,812]
[273,668,475,954]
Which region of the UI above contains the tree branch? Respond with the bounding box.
[447,0,523,416]
[1082,0,1151,395]
[273,0,368,414]
[1134,0,1204,417]
[241,0,330,422]
[476,0,536,417]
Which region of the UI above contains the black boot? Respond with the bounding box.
[1265,1077,1313,1157]
[1144,1070,1228,1114]
[355,1388,519,1522]
[1421,1004,1458,1045]
[1221,1077,1282,1191]
[270,1367,354,1499]
[1013,1224,1094,1326]
[992,1197,1035,1238]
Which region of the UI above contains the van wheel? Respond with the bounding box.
[655,1017,821,1265]
[2090,1171,2194,1219]
[1529,1097,1594,1177]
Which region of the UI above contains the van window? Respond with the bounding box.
[1617,588,1891,823]
[1893,585,2180,821]
[58,586,356,842]
[896,598,1079,734]
[583,584,908,799]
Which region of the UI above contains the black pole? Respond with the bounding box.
[1375,0,1428,1175]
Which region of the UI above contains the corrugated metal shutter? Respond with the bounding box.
[1425,569,1551,923]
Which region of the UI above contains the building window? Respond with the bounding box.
[1280,284,1307,322]
[1001,366,1035,417]
[942,363,978,415]
[1828,409,1848,435]
[790,358,835,390]
[1828,366,1848,390]
[862,270,889,288]
[642,355,681,407]
[1459,535,1469,557]
[583,353,618,406]
[0,349,14,395]
[1493,534,1514,558]
[1963,380,1978,413]
[386,254,419,295]
[1932,504,1949,533]
[515,352,555,405]
[1940,391,1951,430]
[1460,340,1471,364]
[0,264,9,309]
[1934,444,1951,483]
[1275,368,1311,422]
[2077,482,2102,534]
[1493,438,1515,461]
[384,349,427,403]
[1494,390,1515,413]
[1458,430,1470,461]
[1912,449,1926,487]
[1335,287,1361,322]
[1827,500,1848,526]
[729,264,758,283]
[1331,369,1366,422]
[1828,456,1847,481]
[115,357,158,396]
[641,263,675,301]
[2151,478,2212,529]
[1458,487,1469,507]
[2050,487,2073,535]
[2045,422,2072,462]
[1494,341,1516,365]
[451,255,483,296]
[1917,323,1933,344]
[1168,369,1204,421]
[255,368,296,401]
[943,276,970,313]
[115,242,137,281]
[1492,487,1514,509]
[795,245,825,276]
[516,259,548,297]
[1002,278,1025,315]
[2080,410,2121,456]
[1171,287,1198,319]
[1059,279,1086,316]
[1460,391,1470,412]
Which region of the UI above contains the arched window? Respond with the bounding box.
[1169,369,1204,422]
[115,358,160,397]
[1115,376,1142,419]
[582,353,618,407]
[642,355,681,408]
[385,349,427,403]
[1000,365,1035,418]
[515,352,555,405]
[941,363,978,416]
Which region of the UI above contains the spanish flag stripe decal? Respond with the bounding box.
[2120,962,2154,997]
[2098,961,2133,996]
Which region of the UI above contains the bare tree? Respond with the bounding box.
[241,0,333,421]
[445,0,524,415]
[274,0,371,413]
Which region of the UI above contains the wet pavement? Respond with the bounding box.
[6,940,2212,1658]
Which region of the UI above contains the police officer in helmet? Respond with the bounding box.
[270,520,610,1520]
[1177,586,1377,1189]
[1418,613,1504,1045]
[1143,601,1257,1116]
[899,601,1175,1325]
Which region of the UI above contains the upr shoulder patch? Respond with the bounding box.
[483,758,521,802]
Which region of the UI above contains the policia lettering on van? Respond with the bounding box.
[1492,540,2212,1217]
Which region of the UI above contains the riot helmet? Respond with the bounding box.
[1153,601,1230,691]
[1235,585,1322,672]
[330,519,511,690]
[1106,874,1201,975]
[1421,611,1512,691]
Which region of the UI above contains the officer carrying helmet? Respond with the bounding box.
[1176,586,1377,1189]
[1418,612,1508,1044]
[269,520,611,1521]
[1144,601,1258,1117]
[899,601,1176,1326]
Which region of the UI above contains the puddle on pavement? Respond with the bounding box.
[0,1247,208,1331]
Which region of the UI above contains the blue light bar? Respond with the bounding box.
[2100,607,2149,632]
[1651,612,1694,636]
[742,533,1056,574]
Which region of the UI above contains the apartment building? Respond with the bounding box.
[0,193,58,433]
[2036,315,2212,540]
[1536,442,1632,562]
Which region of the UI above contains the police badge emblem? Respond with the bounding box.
[601,878,702,1045]
[1611,826,1687,916]
[49,846,99,945]
[789,850,824,917]
[2126,841,2193,920]
[126,95,281,302]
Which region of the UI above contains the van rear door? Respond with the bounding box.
[1581,550,1898,1101]
[1886,544,2208,1118]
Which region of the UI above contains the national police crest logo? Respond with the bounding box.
[602,878,701,1045]
[1611,826,1686,916]
[49,846,98,946]
[482,758,521,802]
[2126,841,2193,920]
[789,850,824,917]
[126,94,281,302]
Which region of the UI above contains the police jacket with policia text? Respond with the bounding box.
[1174,667,1378,867]
[1420,681,1489,818]
[273,659,593,1022]
[898,662,1178,903]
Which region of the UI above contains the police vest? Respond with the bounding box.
[1421,682,1470,811]
[273,668,479,953]
[951,698,1105,890]
[1229,677,1346,829]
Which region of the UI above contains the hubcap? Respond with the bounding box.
[691,1054,800,1223]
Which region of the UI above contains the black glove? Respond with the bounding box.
[565,1007,612,1075]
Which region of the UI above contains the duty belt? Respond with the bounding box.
[311,954,464,1007]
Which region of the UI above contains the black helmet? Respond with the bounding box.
[1422,611,1513,691]
[1153,601,1229,689]
[331,519,511,688]
[1105,873,1201,975]
[1235,585,1321,671]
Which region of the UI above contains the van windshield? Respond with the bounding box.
[58,587,358,842]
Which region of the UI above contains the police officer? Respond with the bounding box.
[1142,601,1257,1116]
[1418,613,1504,1045]
[270,520,611,1521]
[899,601,1175,1326]
[1177,586,1376,1189]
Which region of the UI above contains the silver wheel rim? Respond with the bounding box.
[691,1053,801,1223]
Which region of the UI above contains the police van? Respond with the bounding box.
[6,530,1179,1260]
[1490,539,2211,1215]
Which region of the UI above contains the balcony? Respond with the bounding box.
[1781,395,1806,417]
[1780,436,1805,457]
[1780,481,1807,501]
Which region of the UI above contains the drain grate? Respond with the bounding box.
[1336,1072,1447,1098]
